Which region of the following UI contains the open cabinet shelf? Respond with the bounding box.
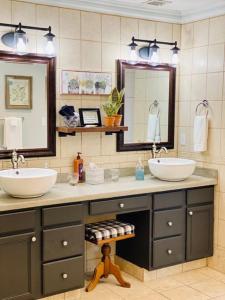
[56,126,128,137]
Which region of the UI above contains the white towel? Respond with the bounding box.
[3,117,23,150]
[146,113,161,143]
[193,115,208,152]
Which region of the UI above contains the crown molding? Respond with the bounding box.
[19,0,225,24]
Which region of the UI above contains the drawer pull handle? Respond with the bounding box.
[62,273,68,279]
[31,236,37,243]
[119,203,125,208]
[62,240,68,247]
[189,211,193,216]
[167,249,173,255]
[167,221,173,227]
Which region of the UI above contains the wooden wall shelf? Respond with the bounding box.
[56,126,128,137]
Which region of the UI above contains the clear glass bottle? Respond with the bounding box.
[135,158,145,180]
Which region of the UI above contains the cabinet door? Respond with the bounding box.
[186,204,213,261]
[0,232,40,300]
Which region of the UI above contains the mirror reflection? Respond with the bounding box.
[124,68,170,144]
[0,60,48,150]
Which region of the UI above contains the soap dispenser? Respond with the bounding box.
[74,152,85,183]
[135,158,144,181]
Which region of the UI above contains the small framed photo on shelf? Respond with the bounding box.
[5,75,32,109]
[79,108,102,127]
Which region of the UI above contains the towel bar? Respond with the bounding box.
[195,99,209,116]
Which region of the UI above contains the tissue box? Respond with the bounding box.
[86,168,104,185]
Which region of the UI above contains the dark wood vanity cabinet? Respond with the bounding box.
[117,186,214,271]
[186,188,214,261]
[0,210,41,300]
[0,186,214,300]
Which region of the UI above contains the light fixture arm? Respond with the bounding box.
[130,36,179,48]
[0,22,54,33]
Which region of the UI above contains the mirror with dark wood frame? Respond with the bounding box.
[117,59,176,152]
[0,51,56,159]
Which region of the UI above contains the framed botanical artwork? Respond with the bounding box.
[61,70,112,95]
[79,108,102,127]
[5,75,33,109]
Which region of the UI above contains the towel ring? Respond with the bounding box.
[149,100,160,116]
[195,99,209,116]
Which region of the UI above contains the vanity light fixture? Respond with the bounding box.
[0,22,56,56]
[14,23,27,55]
[171,41,180,65]
[44,26,56,56]
[150,39,160,64]
[128,36,180,65]
[128,37,138,62]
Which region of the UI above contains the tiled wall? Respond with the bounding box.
[178,15,225,273]
[0,0,179,172]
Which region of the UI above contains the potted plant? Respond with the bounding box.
[102,101,116,127]
[109,87,124,126]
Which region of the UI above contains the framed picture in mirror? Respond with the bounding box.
[5,75,33,109]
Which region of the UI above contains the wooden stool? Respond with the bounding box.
[85,220,135,292]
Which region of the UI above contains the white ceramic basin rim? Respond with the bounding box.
[0,168,57,198]
[148,158,196,181]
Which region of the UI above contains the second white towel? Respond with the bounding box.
[193,115,208,152]
[4,117,23,150]
[146,113,161,143]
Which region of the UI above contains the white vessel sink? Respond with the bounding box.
[0,168,57,198]
[148,158,196,181]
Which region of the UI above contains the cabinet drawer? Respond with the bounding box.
[153,236,185,268]
[43,225,84,262]
[90,194,150,215]
[187,187,214,206]
[43,256,84,295]
[42,203,84,227]
[153,208,185,239]
[0,210,36,235]
[153,191,185,210]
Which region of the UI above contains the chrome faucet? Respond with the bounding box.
[11,150,25,169]
[151,143,168,159]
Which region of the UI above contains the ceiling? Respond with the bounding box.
[21,0,225,23]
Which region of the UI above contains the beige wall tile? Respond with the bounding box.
[121,17,138,45]
[193,19,209,47]
[192,46,208,74]
[191,74,207,101]
[180,49,193,75]
[139,20,156,39]
[209,15,225,45]
[179,75,192,101]
[36,5,59,36]
[60,38,81,69]
[12,1,36,27]
[81,11,101,42]
[59,8,80,39]
[60,135,82,158]
[102,15,120,44]
[181,23,193,49]
[208,44,225,73]
[102,43,120,72]
[207,73,224,101]
[156,22,173,41]
[0,0,11,26]
[81,41,101,71]
[81,133,101,156]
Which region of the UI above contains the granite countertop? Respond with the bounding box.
[0,174,217,212]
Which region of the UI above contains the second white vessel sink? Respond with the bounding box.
[0,168,57,198]
[148,158,196,181]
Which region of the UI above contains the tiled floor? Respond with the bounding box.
[63,267,225,300]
